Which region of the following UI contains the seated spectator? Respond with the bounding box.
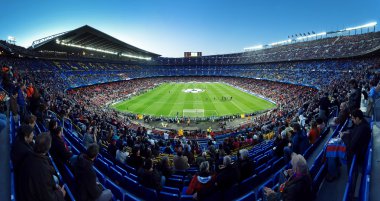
[107,140,117,158]
[10,125,34,200]
[237,149,254,181]
[156,156,173,180]
[196,152,207,168]
[173,147,189,171]
[115,146,129,164]
[290,123,309,155]
[186,161,215,200]
[25,114,37,129]
[183,144,195,165]
[127,146,144,169]
[18,133,66,201]
[215,156,239,191]
[72,143,113,201]
[50,126,73,165]
[333,102,350,125]
[308,121,320,144]
[163,142,173,154]
[48,119,58,133]
[83,127,96,149]
[263,154,312,201]
[137,158,163,191]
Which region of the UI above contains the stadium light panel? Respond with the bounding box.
[269,39,292,46]
[121,53,151,60]
[244,45,263,51]
[344,22,377,31]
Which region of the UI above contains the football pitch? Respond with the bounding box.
[111,82,276,117]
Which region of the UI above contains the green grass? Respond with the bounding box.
[111,82,276,117]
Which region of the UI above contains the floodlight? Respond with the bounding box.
[244,45,263,51]
[344,22,377,31]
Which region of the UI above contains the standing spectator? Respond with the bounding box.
[17,84,27,120]
[215,156,239,191]
[18,133,66,201]
[237,149,254,181]
[10,90,19,124]
[341,110,371,171]
[308,121,320,144]
[72,143,113,201]
[290,123,309,155]
[366,80,380,117]
[10,125,34,200]
[319,92,330,122]
[183,144,195,165]
[347,79,361,113]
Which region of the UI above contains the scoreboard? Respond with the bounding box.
[184,52,202,58]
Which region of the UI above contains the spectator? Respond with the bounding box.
[50,126,73,166]
[137,158,162,191]
[115,146,129,164]
[263,154,312,201]
[290,123,309,155]
[18,133,66,201]
[25,114,37,129]
[366,79,380,116]
[215,156,239,191]
[72,143,113,201]
[237,149,254,181]
[186,161,215,200]
[10,125,34,200]
[157,156,173,180]
[318,92,330,122]
[347,79,361,113]
[273,131,289,158]
[173,147,189,171]
[308,120,320,144]
[183,144,195,165]
[10,90,19,124]
[127,146,144,169]
[341,110,371,171]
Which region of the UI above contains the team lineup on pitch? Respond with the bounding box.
[111,82,276,117]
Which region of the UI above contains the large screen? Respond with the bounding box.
[184,52,202,57]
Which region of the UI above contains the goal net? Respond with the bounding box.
[183,109,205,118]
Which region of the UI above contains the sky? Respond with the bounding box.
[1,0,379,57]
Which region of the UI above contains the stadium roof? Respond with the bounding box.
[29,25,160,59]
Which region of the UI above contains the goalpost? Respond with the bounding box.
[183,109,205,118]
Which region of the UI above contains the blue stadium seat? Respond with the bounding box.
[95,158,110,176]
[239,174,258,195]
[159,191,179,201]
[234,191,256,201]
[63,184,76,201]
[125,164,136,174]
[255,164,266,174]
[166,178,183,189]
[271,157,284,173]
[255,179,273,201]
[179,194,193,201]
[120,176,140,195]
[109,166,124,184]
[222,183,239,201]
[94,167,106,185]
[359,174,370,201]
[257,166,271,184]
[162,186,180,194]
[105,179,124,201]
[114,165,128,176]
[312,163,327,195]
[123,192,141,201]
[138,186,158,200]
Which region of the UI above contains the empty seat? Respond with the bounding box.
[120,176,140,195]
[159,191,179,201]
[239,174,257,195]
[162,186,180,194]
[114,165,128,176]
[93,167,106,185]
[95,158,109,176]
[63,184,76,201]
[234,191,256,201]
[139,186,158,200]
[109,166,123,184]
[166,178,183,189]
[123,192,141,201]
[105,179,124,201]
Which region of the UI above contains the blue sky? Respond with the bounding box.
[1,0,379,57]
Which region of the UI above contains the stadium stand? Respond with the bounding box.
[1,26,380,201]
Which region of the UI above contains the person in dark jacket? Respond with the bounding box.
[10,125,34,200]
[290,123,309,155]
[72,143,113,201]
[127,146,144,169]
[237,149,254,182]
[157,156,173,180]
[264,154,312,201]
[18,133,66,201]
[318,92,330,122]
[347,79,361,113]
[137,158,163,191]
[50,126,73,166]
[341,109,371,170]
[215,156,240,191]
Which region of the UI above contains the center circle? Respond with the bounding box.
[182,88,205,93]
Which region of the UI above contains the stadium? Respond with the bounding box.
[1,2,380,201]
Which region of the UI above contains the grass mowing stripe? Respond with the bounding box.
[112,82,275,117]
